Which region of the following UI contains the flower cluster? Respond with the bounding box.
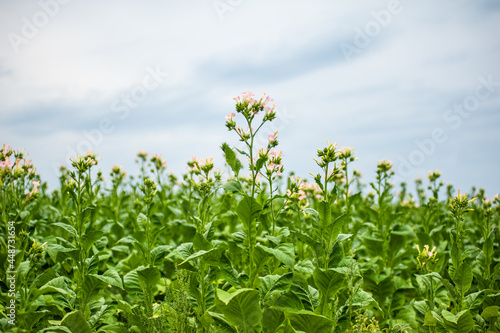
[187,156,222,195]
[449,189,476,222]
[1,144,41,202]
[262,150,284,178]
[110,164,127,187]
[428,169,442,182]
[285,175,309,209]
[314,140,338,169]
[139,177,158,206]
[375,159,395,187]
[27,238,48,262]
[416,244,438,272]
[70,151,99,173]
[230,91,276,122]
[150,154,167,171]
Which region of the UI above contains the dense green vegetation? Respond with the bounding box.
[1,92,499,332]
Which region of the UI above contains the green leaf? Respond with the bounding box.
[53,222,77,237]
[237,196,262,236]
[137,266,161,294]
[217,288,262,332]
[137,213,148,228]
[481,306,500,319]
[260,273,294,305]
[221,142,243,177]
[179,247,225,267]
[81,228,104,253]
[82,275,105,304]
[193,232,212,252]
[256,243,295,268]
[91,269,123,289]
[88,302,117,329]
[17,260,30,281]
[150,245,171,266]
[441,310,474,333]
[37,277,73,298]
[424,311,437,326]
[224,180,244,194]
[453,262,473,296]
[210,311,238,333]
[464,290,484,313]
[220,252,240,288]
[124,266,161,296]
[60,310,92,333]
[285,310,334,333]
[313,267,344,299]
[317,200,331,229]
[37,326,74,333]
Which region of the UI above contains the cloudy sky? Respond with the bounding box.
[1,0,499,198]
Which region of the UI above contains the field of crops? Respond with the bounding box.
[1,92,499,333]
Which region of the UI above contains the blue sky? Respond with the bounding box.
[1,0,499,198]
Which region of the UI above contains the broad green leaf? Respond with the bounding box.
[217,288,262,332]
[481,306,500,319]
[37,326,73,333]
[209,311,238,333]
[193,232,212,252]
[317,200,331,229]
[224,180,244,194]
[91,269,123,289]
[82,275,105,304]
[88,302,117,329]
[441,309,474,333]
[464,290,484,313]
[60,310,92,333]
[37,277,73,298]
[452,262,473,296]
[178,247,225,267]
[221,142,243,177]
[81,228,104,253]
[262,307,285,333]
[150,245,171,266]
[237,196,262,236]
[53,222,77,237]
[272,291,305,312]
[220,252,240,288]
[260,273,294,305]
[285,310,334,333]
[294,260,315,278]
[256,243,295,268]
[17,260,30,281]
[124,266,160,296]
[424,311,437,326]
[313,267,344,298]
[137,266,161,294]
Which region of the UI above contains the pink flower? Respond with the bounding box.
[225,112,235,120]
[32,181,41,193]
[268,134,276,142]
[0,156,13,168]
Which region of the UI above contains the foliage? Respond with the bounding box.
[0,93,499,333]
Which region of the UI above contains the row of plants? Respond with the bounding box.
[1,91,499,332]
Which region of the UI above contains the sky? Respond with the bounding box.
[1,0,499,198]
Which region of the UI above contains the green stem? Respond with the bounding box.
[268,177,276,236]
